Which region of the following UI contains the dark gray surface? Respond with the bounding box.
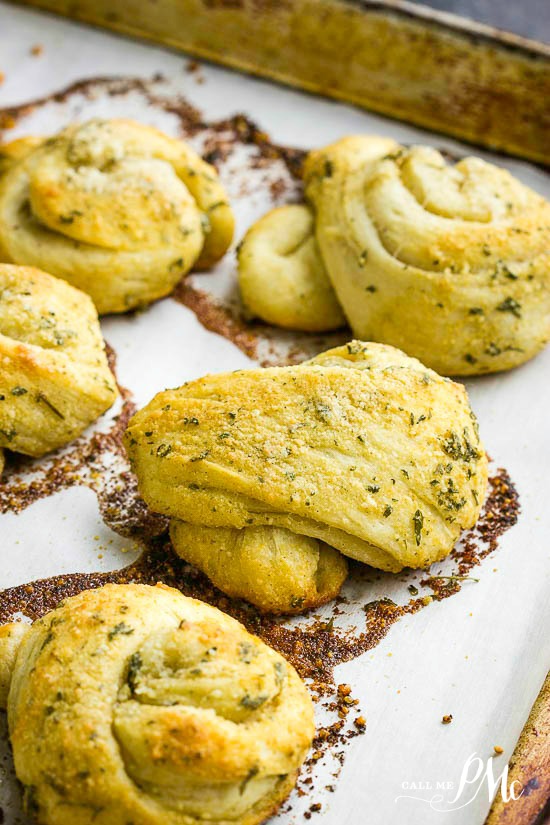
[408,0,550,42]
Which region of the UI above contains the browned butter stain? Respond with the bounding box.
[0,462,520,814]
[0,467,520,682]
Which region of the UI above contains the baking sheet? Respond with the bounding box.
[0,4,549,825]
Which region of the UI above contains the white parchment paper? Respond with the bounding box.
[0,4,549,824]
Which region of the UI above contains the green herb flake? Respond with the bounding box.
[346,342,367,355]
[190,450,210,462]
[496,296,522,318]
[127,651,142,693]
[364,597,396,614]
[437,480,467,512]
[240,694,268,710]
[156,443,172,458]
[413,509,424,546]
[240,766,260,795]
[314,401,332,422]
[108,622,134,641]
[442,429,480,463]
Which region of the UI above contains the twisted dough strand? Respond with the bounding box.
[0,264,117,461]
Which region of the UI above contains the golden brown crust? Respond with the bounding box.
[126,340,488,574]
[170,521,348,614]
[0,119,234,313]
[0,263,118,457]
[6,583,314,825]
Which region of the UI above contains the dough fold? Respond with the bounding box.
[0,264,117,462]
[125,341,488,598]
[0,119,234,313]
[169,522,348,614]
[1,583,314,825]
[237,204,345,332]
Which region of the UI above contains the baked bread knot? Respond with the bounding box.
[0,263,117,461]
[240,136,550,374]
[0,119,234,313]
[125,340,488,582]
[169,522,348,614]
[237,204,345,332]
[237,137,396,333]
[306,138,550,374]
[1,583,314,825]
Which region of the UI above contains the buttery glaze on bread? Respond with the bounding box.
[0,119,234,313]
[125,341,488,599]
[169,522,348,614]
[237,204,345,332]
[0,583,314,825]
[239,136,550,375]
[0,264,117,464]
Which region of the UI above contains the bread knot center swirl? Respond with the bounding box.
[357,146,546,273]
[28,124,202,251]
[114,618,291,816]
[5,584,313,825]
